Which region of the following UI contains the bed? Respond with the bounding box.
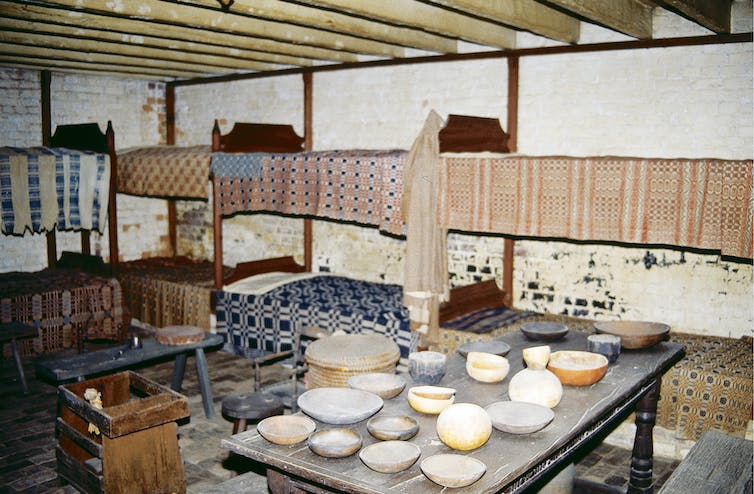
[115,121,303,331]
[211,113,524,361]
[0,122,129,355]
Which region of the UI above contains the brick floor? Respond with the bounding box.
[0,345,679,493]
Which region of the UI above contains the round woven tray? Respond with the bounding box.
[305,334,400,388]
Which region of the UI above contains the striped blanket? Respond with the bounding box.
[439,155,753,258]
[212,149,407,235]
[0,146,110,234]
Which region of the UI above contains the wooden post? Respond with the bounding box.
[503,56,519,307]
[628,379,660,494]
[303,71,313,272]
[41,70,58,268]
[106,121,119,272]
[213,175,224,290]
[165,84,178,256]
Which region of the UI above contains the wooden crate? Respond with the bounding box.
[56,370,190,494]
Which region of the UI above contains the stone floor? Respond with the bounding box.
[0,343,679,494]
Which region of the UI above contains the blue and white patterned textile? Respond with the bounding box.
[216,275,415,359]
[210,152,265,179]
[0,146,110,235]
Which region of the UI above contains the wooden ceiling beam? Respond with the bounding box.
[31,0,406,58]
[182,0,459,53]
[0,42,233,76]
[655,0,731,33]
[543,0,654,38]
[1,1,359,63]
[290,0,516,49]
[0,29,281,72]
[0,5,313,66]
[424,0,580,43]
[0,58,178,79]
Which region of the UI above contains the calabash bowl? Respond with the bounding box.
[547,350,608,386]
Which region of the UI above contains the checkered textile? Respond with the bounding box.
[439,155,753,258]
[118,145,212,198]
[212,149,407,235]
[0,146,110,234]
[0,268,128,355]
[216,275,414,358]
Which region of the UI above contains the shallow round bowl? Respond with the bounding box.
[520,322,569,341]
[547,351,608,386]
[359,440,421,473]
[465,351,510,383]
[297,387,383,424]
[307,428,362,458]
[347,373,406,399]
[457,340,511,358]
[367,415,419,441]
[485,401,554,434]
[257,415,316,445]
[436,403,492,451]
[407,386,456,414]
[594,321,670,349]
[421,454,486,488]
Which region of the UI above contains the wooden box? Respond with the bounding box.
[56,370,190,494]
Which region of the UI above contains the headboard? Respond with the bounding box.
[438,114,510,153]
[212,120,305,153]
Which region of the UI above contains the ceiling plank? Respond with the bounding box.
[289,0,517,49]
[1,1,359,63]
[655,0,731,33]
[424,0,580,43]
[0,42,235,76]
[0,6,312,66]
[0,58,182,79]
[0,29,282,72]
[542,0,654,38]
[181,0,459,53]
[31,0,407,57]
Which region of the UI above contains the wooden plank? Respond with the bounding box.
[37,0,407,58]
[658,430,753,494]
[56,417,103,459]
[286,0,517,49]
[425,0,580,43]
[0,56,193,79]
[56,445,105,494]
[0,1,358,63]
[185,0,459,53]
[546,0,654,39]
[657,0,732,33]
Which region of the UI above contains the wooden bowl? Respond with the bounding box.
[520,322,569,341]
[307,428,362,458]
[297,387,383,424]
[594,321,670,349]
[257,415,316,445]
[547,351,608,386]
[457,340,511,358]
[407,386,456,414]
[347,373,406,399]
[421,454,486,488]
[359,441,421,473]
[465,352,510,383]
[367,415,419,441]
[485,401,554,434]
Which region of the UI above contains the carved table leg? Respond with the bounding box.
[628,378,660,494]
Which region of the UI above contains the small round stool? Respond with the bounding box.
[221,392,284,434]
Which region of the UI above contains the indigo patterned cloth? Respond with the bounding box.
[216,275,414,358]
[0,146,110,234]
[210,152,265,179]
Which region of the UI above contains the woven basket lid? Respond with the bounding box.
[305,334,400,370]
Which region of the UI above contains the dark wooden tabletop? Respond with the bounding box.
[35,333,224,382]
[222,330,684,494]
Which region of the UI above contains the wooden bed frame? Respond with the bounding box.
[45,121,119,272]
[211,114,516,325]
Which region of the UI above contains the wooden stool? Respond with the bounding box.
[222,392,284,434]
[0,321,37,394]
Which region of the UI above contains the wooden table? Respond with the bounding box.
[36,333,224,418]
[222,330,684,494]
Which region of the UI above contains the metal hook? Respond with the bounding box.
[217,0,234,11]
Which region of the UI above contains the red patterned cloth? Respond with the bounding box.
[0,269,128,355]
[118,145,212,199]
[439,155,753,258]
[213,149,407,235]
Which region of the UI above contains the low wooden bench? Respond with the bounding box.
[658,429,753,494]
[1,321,38,393]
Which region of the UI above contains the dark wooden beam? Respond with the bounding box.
[303,71,313,272]
[40,70,57,268]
